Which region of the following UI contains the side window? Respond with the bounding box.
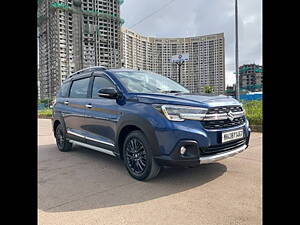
[92,76,115,98]
[57,82,71,98]
[69,78,90,98]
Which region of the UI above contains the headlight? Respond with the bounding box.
[154,104,208,121]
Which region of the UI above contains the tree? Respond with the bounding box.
[204,85,214,93]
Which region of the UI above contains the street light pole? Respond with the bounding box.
[176,61,184,84]
[235,0,240,100]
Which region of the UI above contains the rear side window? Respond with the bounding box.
[57,82,71,98]
[92,76,115,98]
[69,78,90,98]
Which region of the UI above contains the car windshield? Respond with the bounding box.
[113,70,190,94]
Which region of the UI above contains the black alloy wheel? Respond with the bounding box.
[125,137,147,175]
[55,124,72,152]
[123,131,161,181]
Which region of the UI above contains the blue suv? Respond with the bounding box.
[52,66,251,180]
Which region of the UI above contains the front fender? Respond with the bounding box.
[116,114,160,157]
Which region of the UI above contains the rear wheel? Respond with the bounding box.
[123,131,161,181]
[55,124,72,152]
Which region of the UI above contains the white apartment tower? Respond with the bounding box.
[38,0,124,99]
[121,27,225,94]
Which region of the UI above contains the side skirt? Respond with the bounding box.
[69,140,116,157]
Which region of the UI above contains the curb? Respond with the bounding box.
[38,116,52,119]
[249,125,262,132]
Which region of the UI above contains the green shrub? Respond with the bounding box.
[38,108,52,117]
[242,100,262,125]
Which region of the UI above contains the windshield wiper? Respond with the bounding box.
[161,90,183,93]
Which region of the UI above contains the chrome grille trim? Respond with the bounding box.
[201,105,245,129]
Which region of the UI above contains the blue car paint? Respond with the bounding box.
[53,68,250,167]
[95,86,248,156]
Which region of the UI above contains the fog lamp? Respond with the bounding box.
[180,146,187,155]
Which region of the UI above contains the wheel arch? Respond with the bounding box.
[53,120,61,135]
[52,114,67,137]
[116,115,160,160]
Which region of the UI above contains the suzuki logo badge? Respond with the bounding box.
[227,111,234,121]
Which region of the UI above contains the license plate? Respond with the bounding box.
[222,129,244,143]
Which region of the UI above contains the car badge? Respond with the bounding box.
[227,111,234,121]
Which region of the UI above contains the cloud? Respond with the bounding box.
[121,0,262,86]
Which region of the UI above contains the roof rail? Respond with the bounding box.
[67,66,107,79]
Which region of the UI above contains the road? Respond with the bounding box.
[38,119,262,225]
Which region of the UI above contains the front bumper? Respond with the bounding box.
[155,127,251,167]
[199,144,247,164]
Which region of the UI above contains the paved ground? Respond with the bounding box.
[38,119,262,225]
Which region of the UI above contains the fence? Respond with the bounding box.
[38,103,46,111]
[240,93,262,101]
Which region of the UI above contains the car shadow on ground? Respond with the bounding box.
[38,144,227,213]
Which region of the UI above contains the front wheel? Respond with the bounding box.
[123,131,161,181]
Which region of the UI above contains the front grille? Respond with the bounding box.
[206,106,243,114]
[201,116,245,129]
[201,105,245,129]
[200,138,246,155]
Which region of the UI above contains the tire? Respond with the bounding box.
[123,130,161,181]
[55,124,72,152]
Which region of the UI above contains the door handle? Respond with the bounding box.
[85,104,93,109]
[64,101,69,105]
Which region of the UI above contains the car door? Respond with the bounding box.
[64,74,92,143]
[84,72,122,151]
[54,80,71,120]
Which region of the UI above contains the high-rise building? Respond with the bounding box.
[37,0,124,99]
[121,27,225,94]
[239,64,263,92]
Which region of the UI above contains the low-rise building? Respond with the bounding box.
[239,64,263,92]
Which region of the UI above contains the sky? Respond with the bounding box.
[120,0,262,87]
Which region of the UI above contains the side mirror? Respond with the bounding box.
[97,88,119,99]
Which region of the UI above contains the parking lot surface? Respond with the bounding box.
[38,119,262,225]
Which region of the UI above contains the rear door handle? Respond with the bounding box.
[85,104,92,109]
[64,101,69,105]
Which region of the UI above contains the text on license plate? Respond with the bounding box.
[222,129,244,143]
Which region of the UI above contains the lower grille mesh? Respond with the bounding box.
[201,138,246,155]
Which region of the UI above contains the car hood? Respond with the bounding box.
[135,93,241,108]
